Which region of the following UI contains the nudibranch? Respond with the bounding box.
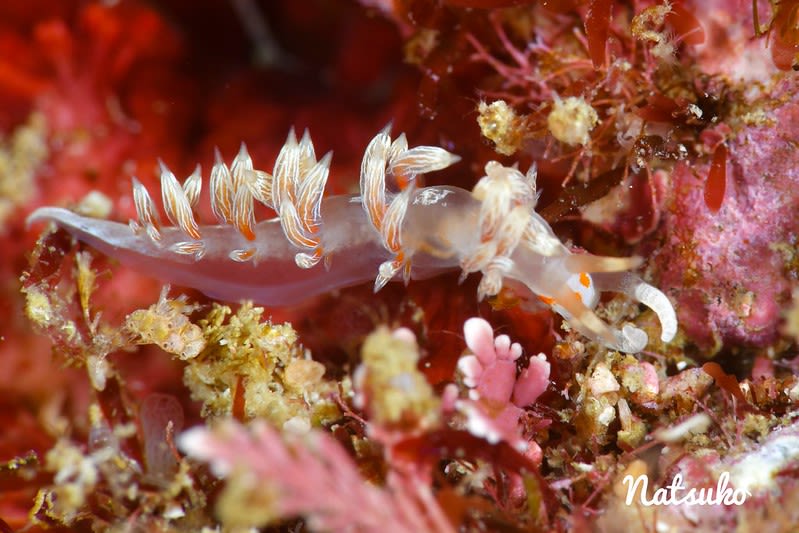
[28,127,676,353]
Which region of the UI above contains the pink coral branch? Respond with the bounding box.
[456,317,550,457]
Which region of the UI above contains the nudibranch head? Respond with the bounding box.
[449,161,677,353]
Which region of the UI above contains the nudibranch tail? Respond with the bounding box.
[27,126,676,354]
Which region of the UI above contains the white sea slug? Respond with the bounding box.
[28,126,677,353]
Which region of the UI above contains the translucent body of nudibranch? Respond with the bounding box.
[28,127,677,353]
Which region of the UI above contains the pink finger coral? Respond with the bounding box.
[457,317,550,454]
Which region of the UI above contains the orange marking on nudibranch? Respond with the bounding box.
[280,202,319,249]
[295,246,325,269]
[579,272,591,288]
[233,186,256,241]
[381,190,412,254]
[229,248,256,262]
[237,223,256,242]
[538,295,555,306]
[395,173,412,190]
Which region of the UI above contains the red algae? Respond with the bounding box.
[767,0,799,70]
[703,142,727,212]
[5,1,799,532]
[585,0,614,68]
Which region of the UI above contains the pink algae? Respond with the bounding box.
[655,80,799,351]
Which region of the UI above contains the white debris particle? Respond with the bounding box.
[547,96,598,146]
